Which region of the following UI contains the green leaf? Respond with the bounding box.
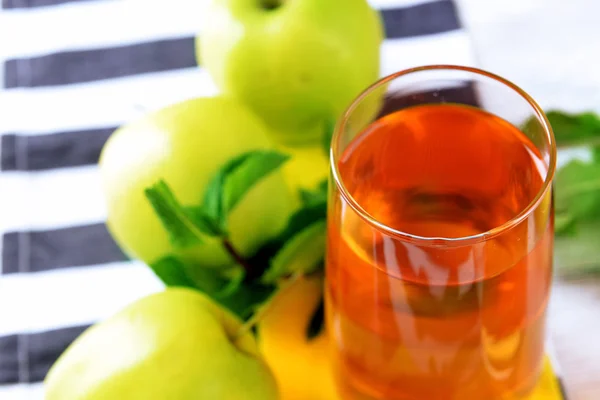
[189,267,275,319]
[555,220,600,277]
[202,150,290,232]
[226,151,290,211]
[202,154,248,231]
[299,178,328,206]
[185,206,223,236]
[306,296,325,341]
[554,212,576,236]
[221,282,277,321]
[554,159,600,224]
[282,201,327,239]
[144,180,217,248]
[152,254,276,320]
[546,111,600,148]
[262,221,327,284]
[149,255,197,289]
[594,147,600,163]
[247,194,328,281]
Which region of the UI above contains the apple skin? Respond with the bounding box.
[99,96,296,269]
[277,142,329,193]
[45,288,279,400]
[198,0,384,144]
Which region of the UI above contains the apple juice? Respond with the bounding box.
[326,104,553,399]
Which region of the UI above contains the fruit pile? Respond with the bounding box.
[44,1,384,399]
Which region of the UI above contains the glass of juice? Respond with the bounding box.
[326,65,556,400]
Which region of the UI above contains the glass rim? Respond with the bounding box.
[330,64,557,248]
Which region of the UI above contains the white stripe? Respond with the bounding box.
[0,0,207,59]
[0,32,472,136]
[369,0,440,8]
[0,166,104,233]
[0,383,44,400]
[0,68,218,135]
[0,261,163,337]
[0,0,440,60]
[380,30,476,77]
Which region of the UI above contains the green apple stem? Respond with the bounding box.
[261,0,284,11]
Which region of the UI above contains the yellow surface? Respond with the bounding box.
[528,358,565,400]
[259,275,566,400]
[258,275,337,400]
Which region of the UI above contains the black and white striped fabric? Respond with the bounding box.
[0,0,476,397]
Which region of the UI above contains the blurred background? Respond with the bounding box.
[457,2,600,399]
[1,0,599,399]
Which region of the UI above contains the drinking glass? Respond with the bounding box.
[326,65,556,400]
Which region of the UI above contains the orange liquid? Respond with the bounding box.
[326,104,553,400]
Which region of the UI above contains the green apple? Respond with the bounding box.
[99,96,296,269]
[45,288,279,400]
[197,0,384,144]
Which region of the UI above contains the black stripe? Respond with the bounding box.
[3,2,459,88]
[377,83,479,118]
[382,0,460,39]
[2,0,95,8]
[0,335,18,384]
[0,87,478,173]
[1,127,115,171]
[2,223,127,274]
[0,325,90,384]
[4,37,197,88]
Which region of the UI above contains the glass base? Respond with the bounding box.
[334,356,566,400]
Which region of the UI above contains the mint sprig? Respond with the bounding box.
[143,150,295,319]
[144,181,217,247]
[145,150,290,248]
[547,111,600,148]
[261,221,326,284]
[247,179,328,282]
[150,254,277,320]
[202,150,290,233]
[546,110,600,276]
[143,150,331,322]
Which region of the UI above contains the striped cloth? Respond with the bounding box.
[0,0,477,397]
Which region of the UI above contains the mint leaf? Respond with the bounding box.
[202,155,248,232]
[546,111,600,148]
[554,212,576,236]
[225,151,290,211]
[202,150,290,232]
[151,254,276,320]
[185,206,223,236]
[555,220,600,276]
[145,180,217,248]
[299,178,328,206]
[221,281,277,320]
[262,221,326,284]
[281,199,327,240]
[553,157,600,276]
[190,267,275,320]
[555,159,600,226]
[246,192,327,282]
[149,255,197,288]
[594,147,600,163]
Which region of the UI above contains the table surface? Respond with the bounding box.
[458,1,600,398]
